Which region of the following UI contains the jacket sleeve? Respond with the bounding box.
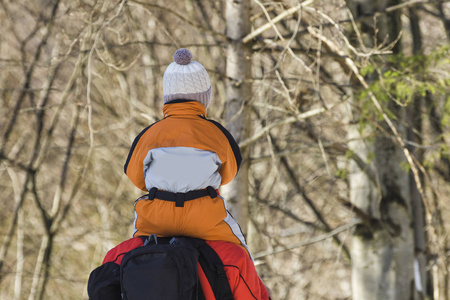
[225,260,270,300]
[123,122,160,191]
[206,241,270,300]
[206,120,242,186]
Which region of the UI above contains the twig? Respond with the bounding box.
[52,2,127,232]
[245,0,437,46]
[0,0,60,152]
[304,6,394,57]
[251,107,352,260]
[6,168,24,300]
[318,137,332,176]
[239,104,337,148]
[275,69,296,109]
[385,0,431,13]
[253,0,285,41]
[253,219,361,259]
[243,0,315,44]
[95,39,142,71]
[307,26,426,202]
[257,198,321,230]
[129,0,227,39]
[0,0,62,282]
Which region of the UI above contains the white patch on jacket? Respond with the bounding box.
[143,147,222,193]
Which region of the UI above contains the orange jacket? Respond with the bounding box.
[103,238,270,300]
[124,101,241,191]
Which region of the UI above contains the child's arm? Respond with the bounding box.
[206,119,242,185]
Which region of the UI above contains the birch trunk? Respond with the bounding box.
[347,97,415,300]
[346,1,415,299]
[408,8,430,299]
[222,0,252,235]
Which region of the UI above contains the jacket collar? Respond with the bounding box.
[162,100,207,118]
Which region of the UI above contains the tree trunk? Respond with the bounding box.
[408,7,431,299]
[346,1,415,299]
[348,97,415,300]
[222,0,252,235]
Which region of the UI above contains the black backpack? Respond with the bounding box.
[87,235,233,300]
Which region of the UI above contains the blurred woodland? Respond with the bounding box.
[0,0,450,299]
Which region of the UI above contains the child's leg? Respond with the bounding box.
[199,209,252,259]
[133,194,252,259]
[133,197,188,237]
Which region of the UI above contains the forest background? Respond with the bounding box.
[0,0,449,299]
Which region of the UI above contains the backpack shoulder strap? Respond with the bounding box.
[194,240,234,300]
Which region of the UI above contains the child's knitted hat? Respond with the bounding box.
[162,48,212,108]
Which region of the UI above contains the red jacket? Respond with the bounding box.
[103,238,270,300]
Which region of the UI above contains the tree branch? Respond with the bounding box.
[253,218,361,259]
[129,0,227,39]
[251,107,352,260]
[308,25,427,207]
[0,0,60,153]
[240,102,342,148]
[243,0,315,44]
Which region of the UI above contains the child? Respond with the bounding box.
[124,48,251,257]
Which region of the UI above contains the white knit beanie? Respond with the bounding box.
[162,48,212,108]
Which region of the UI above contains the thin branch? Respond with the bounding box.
[385,0,434,13]
[244,0,447,45]
[281,8,313,73]
[28,233,52,300]
[49,105,80,220]
[0,152,33,173]
[253,218,361,259]
[257,198,321,230]
[52,2,127,233]
[243,0,316,44]
[239,103,338,148]
[304,6,394,57]
[251,107,352,260]
[0,172,30,282]
[0,0,62,282]
[274,69,296,109]
[318,138,332,176]
[51,104,82,233]
[14,208,24,300]
[6,168,24,300]
[307,25,426,203]
[129,0,227,39]
[0,0,60,153]
[253,0,285,42]
[30,175,50,227]
[95,38,142,71]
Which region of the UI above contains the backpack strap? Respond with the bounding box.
[195,241,234,300]
[138,235,174,245]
